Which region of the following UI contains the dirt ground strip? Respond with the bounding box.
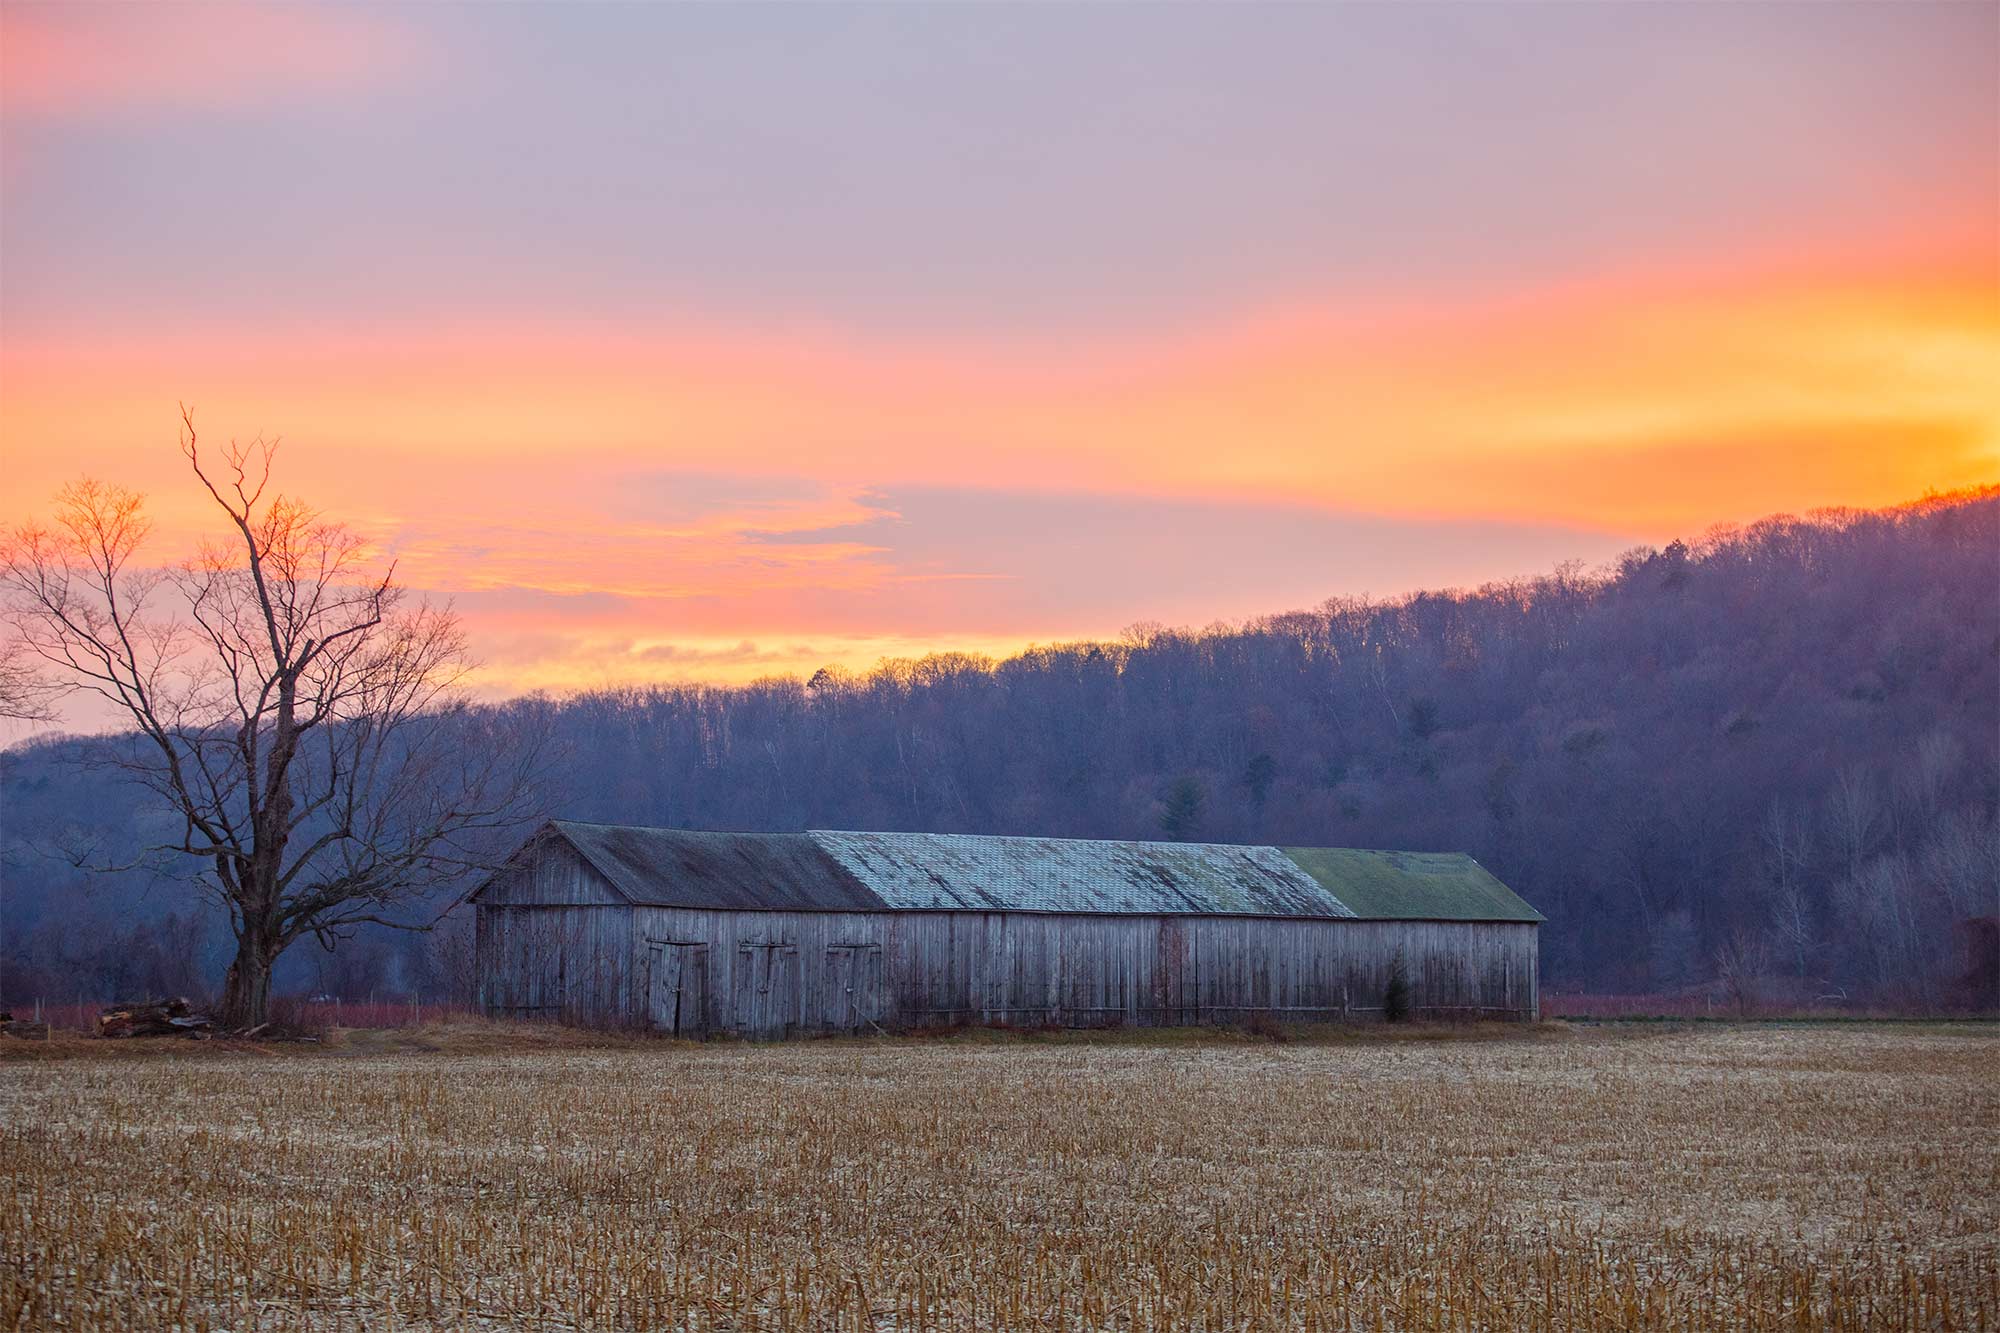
[3,1022,1996,1331]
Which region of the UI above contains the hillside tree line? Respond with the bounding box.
[3,488,1995,1010]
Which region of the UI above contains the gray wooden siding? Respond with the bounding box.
[474,839,625,907]
[477,902,1537,1035]
[476,905,637,1025]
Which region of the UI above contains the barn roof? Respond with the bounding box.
[809,831,1352,917]
[487,821,1541,922]
[548,822,879,911]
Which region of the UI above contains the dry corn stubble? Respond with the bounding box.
[2,1023,1996,1331]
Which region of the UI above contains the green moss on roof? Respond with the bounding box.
[1279,848,1543,922]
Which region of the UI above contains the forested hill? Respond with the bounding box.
[4,488,1996,1006]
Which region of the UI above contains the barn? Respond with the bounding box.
[469,821,1543,1036]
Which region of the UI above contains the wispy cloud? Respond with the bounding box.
[359,481,1644,697]
[7,259,1993,534]
[1,4,427,120]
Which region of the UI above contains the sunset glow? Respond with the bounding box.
[4,2,1994,703]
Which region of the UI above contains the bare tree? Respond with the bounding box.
[1903,728,1962,827]
[1761,802,1818,986]
[416,910,480,1007]
[1824,766,1881,880]
[1713,926,1770,1018]
[0,633,64,721]
[1921,808,2000,923]
[1,415,545,1025]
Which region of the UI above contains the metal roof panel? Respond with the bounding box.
[808,830,1356,917]
[550,821,884,910]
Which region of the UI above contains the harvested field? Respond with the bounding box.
[2,1023,1995,1331]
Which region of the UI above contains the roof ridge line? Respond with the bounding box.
[807,828,1290,854]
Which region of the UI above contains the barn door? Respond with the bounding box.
[499,908,548,1017]
[734,941,800,1039]
[648,942,709,1037]
[825,943,884,1032]
[1155,919,1195,1026]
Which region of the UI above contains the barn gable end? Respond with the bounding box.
[469,827,627,906]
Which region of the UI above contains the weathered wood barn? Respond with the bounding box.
[470,822,1542,1036]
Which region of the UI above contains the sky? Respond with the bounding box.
[2,1,1996,710]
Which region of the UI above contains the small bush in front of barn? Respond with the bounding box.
[1242,1011,1287,1042]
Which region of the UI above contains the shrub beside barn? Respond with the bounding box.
[469,822,1543,1037]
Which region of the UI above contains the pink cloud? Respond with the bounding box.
[1,3,426,119]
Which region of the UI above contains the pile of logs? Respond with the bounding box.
[0,1011,50,1041]
[96,997,214,1039]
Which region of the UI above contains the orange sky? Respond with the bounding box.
[2,3,1995,711]
[7,250,1993,699]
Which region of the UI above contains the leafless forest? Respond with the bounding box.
[3,488,1995,1010]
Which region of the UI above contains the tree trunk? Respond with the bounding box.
[220,935,276,1028]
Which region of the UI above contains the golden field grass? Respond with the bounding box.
[2,1022,1995,1331]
